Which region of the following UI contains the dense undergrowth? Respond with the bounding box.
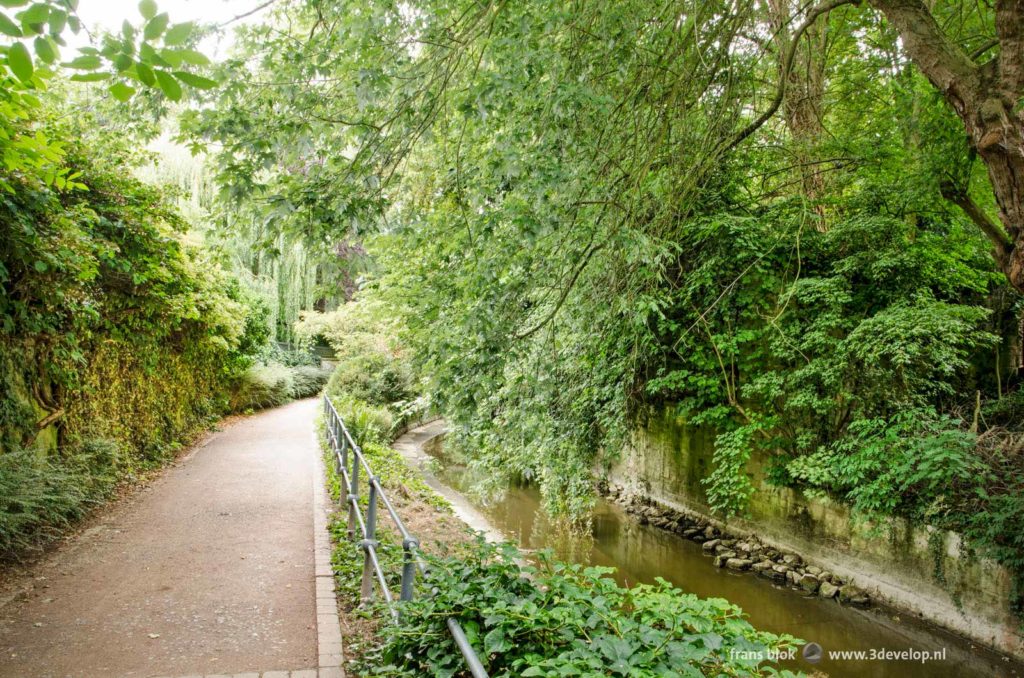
[362,540,802,678]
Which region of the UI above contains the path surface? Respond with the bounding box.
[0,399,340,678]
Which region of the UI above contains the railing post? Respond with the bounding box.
[400,536,419,603]
[347,443,359,542]
[360,477,380,604]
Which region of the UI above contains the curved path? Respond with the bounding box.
[0,399,343,678]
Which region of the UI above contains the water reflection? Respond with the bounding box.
[429,440,1022,678]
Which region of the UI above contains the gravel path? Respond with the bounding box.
[0,399,332,678]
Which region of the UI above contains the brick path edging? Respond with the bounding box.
[313,432,345,677]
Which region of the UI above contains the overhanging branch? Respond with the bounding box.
[941,181,1013,264]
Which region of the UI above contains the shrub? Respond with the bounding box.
[325,344,416,409]
[330,396,395,445]
[359,538,802,677]
[291,365,332,398]
[230,363,296,412]
[0,441,122,558]
[229,361,332,412]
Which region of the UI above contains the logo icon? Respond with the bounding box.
[802,642,823,664]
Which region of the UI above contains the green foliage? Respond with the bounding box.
[327,396,394,446]
[359,538,802,678]
[0,441,120,557]
[309,301,422,425]
[229,361,330,412]
[0,101,263,555]
[0,0,216,193]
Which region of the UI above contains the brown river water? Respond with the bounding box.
[422,434,1023,678]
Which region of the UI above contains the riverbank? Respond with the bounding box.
[412,422,1023,678]
[606,408,1024,662]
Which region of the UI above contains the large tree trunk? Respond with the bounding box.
[869,0,1024,289]
[767,0,829,224]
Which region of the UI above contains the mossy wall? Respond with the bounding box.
[604,408,1024,660]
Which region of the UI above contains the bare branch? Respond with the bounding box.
[218,0,279,29]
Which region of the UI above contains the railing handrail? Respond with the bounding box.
[323,395,489,678]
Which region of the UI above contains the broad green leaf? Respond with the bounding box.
[173,70,217,89]
[171,48,208,66]
[46,7,64,35]
[69,72,111,82]
[7,40,32,81]
[113,53,132,71]
[65,54,101,69]
[163,21,192,46]
[108,81,135,102]
[0,1,29,8]
[159,48,182,67]
[138,0,157,20]
[121,19,135,41]
[32,35,54,63]
[139,42,171,67]
[0,10,21,36]
[15,2,46,25]
[143,12,168,40]
[135,61,155,86]
[154,68,181,100]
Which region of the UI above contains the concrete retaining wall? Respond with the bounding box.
[603,408,1024,660]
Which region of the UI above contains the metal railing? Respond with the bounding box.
[322,395,489,678]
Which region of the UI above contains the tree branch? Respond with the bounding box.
[218,0,279,28]
[722,0,859,154]
[941,181,1013,263]
[868,0,982,114]
[513,241,605,341]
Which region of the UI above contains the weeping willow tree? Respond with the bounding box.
[135,131,352,344]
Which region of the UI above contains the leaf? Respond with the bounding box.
[15,2,46,26]
[65,54,101,69]
[143,12,168,41]
[170,48,208,66]
[135,62,155,86]
[7,41,32,81]
[109,81,135,102]
[69,72,111,82]
[139,42,170,68]
[33,35,54,64]
[0,10,21,36]
[0,1,29,8]
[46,7,65,35]
[154,69,181,101]
[173,70,217,89]
[163,21,192,46]
[138,0,157,20]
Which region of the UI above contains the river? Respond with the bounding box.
[414,429,1022,678]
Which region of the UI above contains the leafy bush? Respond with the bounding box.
[330,396,395,445]
[299,303,418,413]
[229,362,331,412]
[230,363,296,412]
[291,364,333,398]
[0,442,122,558]
[359,538,802,678]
